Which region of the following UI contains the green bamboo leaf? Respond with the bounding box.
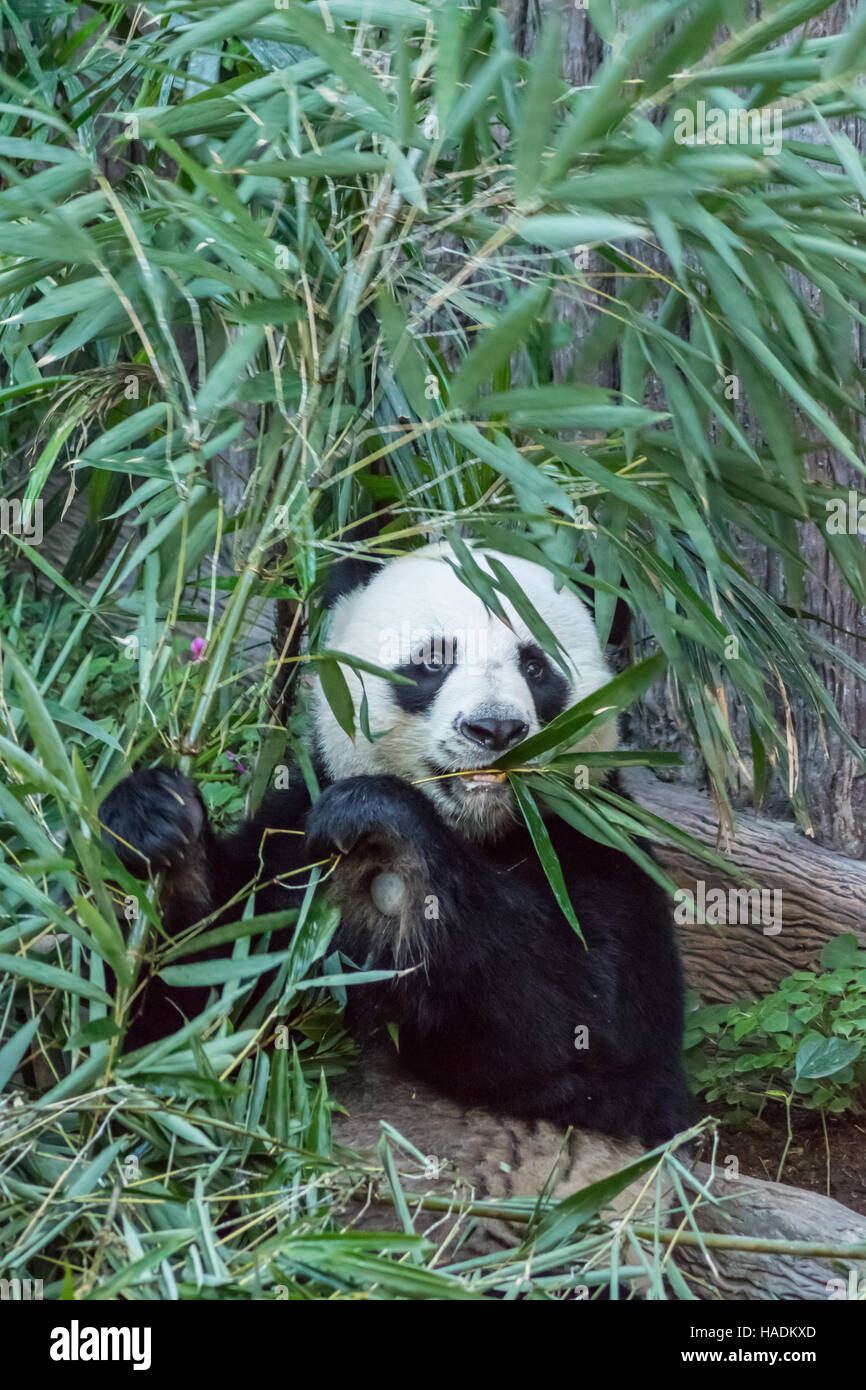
[472,386,668,431]
[0,161,90,219]
[163,909,300,960]
[446,422,573,516]
[443,43,512,141]
[738,322,864,473]
[159,949,297,988]
[314,651,414,685]
[538,783,678,896]
[548,4,673,174]
[0,952,112,1005]
[517,214,646,250]
[825,3,866,76]
[64,1137,129,1199]
[484,555,569,672]
[79,404,170,461]
[514,17,561,202]
[0,1016,40,1092]
[325,0,427,21]
[510,779,583,942]
[248,151,387,178]
[448,282,550,409]
[194,325,265,420]
[495,653,668,768]
[534,1148,668,1249]
[376,286,430,418]
[281,4,393,118]
[4,646,74,788]
[433,0,464,127]
[387,141,427,211]
[5,275,113,324]
[79,1237,192,1300]
[41,701,124,755]
[0,782,58,856]
[316,658,357,742]
[441,532,511,624]
[72,897,127,982]
[63,1017,121,1051]
[162,0,275,62]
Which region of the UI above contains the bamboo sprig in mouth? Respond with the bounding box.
[412,769,509,786]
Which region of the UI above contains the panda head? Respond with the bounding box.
[313,543,618,840]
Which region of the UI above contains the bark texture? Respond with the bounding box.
[333,1049,866,1300]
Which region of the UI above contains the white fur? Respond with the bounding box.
[313,544,618,837]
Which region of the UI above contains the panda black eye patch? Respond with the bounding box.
[519,644,570,725]
[391,636,455,714]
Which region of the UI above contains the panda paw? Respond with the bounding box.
[305,775,441,861]
[100,769,206,874]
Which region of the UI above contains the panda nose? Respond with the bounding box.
[460,717,529,752]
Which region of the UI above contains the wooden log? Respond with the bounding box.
[624,770,866,1002]
[332,1052,866,1299]
[330,776,866,1296]
[678,1165,866,1301]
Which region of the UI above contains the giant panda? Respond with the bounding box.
[101,542,692,1147]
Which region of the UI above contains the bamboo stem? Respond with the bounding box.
[374,1192,866,1260]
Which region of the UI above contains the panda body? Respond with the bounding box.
[101,545,691,1146]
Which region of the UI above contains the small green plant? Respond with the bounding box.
[685,934,866,1124]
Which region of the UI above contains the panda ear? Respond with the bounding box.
[321,515,388,609]
[322,553,384,608]
[606,591,632,646]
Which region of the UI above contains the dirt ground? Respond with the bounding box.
[708,1101,866,1216]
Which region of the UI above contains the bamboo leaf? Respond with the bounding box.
[448,282,550,409]
[0,952,112,1005]
[495,653,668,768]
[511,778,583,941]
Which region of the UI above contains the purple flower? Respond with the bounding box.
[226,750,246,775]
[190,637,207,663]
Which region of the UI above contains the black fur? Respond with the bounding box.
[518,643,570,725]
[320,515,389,609]
[322,554,383,609]
[391,649,453,714]
[101,769,206,872]
[100,765,692,1146]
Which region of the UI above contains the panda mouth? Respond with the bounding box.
[459,770,508,789]
[424,764,509,795]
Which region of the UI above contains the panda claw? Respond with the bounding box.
[99,768,206,874]
[305,775,438,865]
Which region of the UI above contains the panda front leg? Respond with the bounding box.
[99,769,293,1047]
[305,774,456,959]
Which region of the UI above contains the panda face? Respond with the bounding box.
[313,544,617,839]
